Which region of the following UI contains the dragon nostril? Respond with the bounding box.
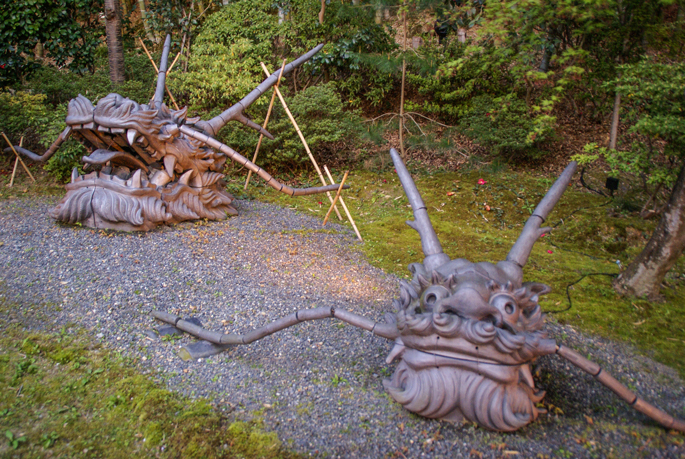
[425,293,437,305]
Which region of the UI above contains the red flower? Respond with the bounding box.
[540,233,546,238]
[0,64,5,69]
[383,179,387,183]
[318,201,322,205]
[547,250,553,254]
[485,112,490,117]
[477,179,487,185]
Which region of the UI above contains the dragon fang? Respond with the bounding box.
[5,35,345,231]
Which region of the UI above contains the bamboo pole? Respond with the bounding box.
[323,171,348,225]
[399,2,407,156]
[260,62,342,220]
[9,137,24,187]
[139,38,180,110]
[244,59,286,190]
[324,165,362,241]
[167,52,181,75]
[3,133,35,185]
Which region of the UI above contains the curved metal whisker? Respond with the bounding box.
[556,344,685,432]
[179,125,348,196]
[3,127,72,163]
[152,307,399,346]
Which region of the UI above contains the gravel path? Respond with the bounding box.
[1,196,684,458]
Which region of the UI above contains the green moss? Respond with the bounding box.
[240,167,684,377]
[0,319,298,458]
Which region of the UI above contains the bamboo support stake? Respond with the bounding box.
[9,136,24,187]
[324,165,362,241]
[167,52,181,75]
[139,38,180,110]
[244,59,286,190]
[260,62,342,220]
[323,171,349,225]
[3,133,35,186]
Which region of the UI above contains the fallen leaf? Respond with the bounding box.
[447,191,455,196]
[584,415,594,425]
[633,319,646,326]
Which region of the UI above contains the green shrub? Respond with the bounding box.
[0,91,84,182]
[42,105,85,183]
[169,0,281,113]
[219,82,364,170]
[24,52,154,106]
[0,91,50,139]
[459,94,555,159]
[405,43,513,122]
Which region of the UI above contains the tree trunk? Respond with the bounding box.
[105,0,125,84]
[614,161,685,299]
[609,91,621,150]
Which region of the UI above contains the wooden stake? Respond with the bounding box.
[167,52,181,75]
[139,38,180,110]
[3,133,35,186]
[324,165,362,241]
[260,63,343,220]
[244,59,286,190]
[323,171,349,225]
[9,137,23,187]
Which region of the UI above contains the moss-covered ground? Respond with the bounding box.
[2,164,683,457]
[233,165,685,378]
[0,316,295,458]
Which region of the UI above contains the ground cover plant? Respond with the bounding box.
[0,305,294,458]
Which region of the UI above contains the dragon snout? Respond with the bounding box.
[434,287,504,326]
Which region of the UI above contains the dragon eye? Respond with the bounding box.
[421,285,450,311]
[505,302,515,315]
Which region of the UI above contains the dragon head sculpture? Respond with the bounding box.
[152,148,685,434]
[8,35,344,231]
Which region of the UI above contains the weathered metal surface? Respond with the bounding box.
[6,35,345,231]
[151,151,685,433]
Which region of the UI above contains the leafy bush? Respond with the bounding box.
[0,91,50,140]
[24,52,154,107]
[0,0,102,84]
[405,43,513,122]
[0,91,84,182]
[170,0,281,112]
[219,83,364,170]
[42,105,86,183]
[459,94,554,158]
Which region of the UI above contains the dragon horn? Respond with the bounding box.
[507,161,577,268]
[193,44,324,139]
[151,34,172,109]
[390,148,450,272]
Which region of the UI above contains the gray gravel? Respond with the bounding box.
[1,195,684,458]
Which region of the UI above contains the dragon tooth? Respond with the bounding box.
[71,167,79,183]
[150,169,171,187]
[190,173,203,188]
[126,129,138,145]
[178,170,193,185]
[130,169,142,188]
[519,364,535,388]
[164,155,176,179]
